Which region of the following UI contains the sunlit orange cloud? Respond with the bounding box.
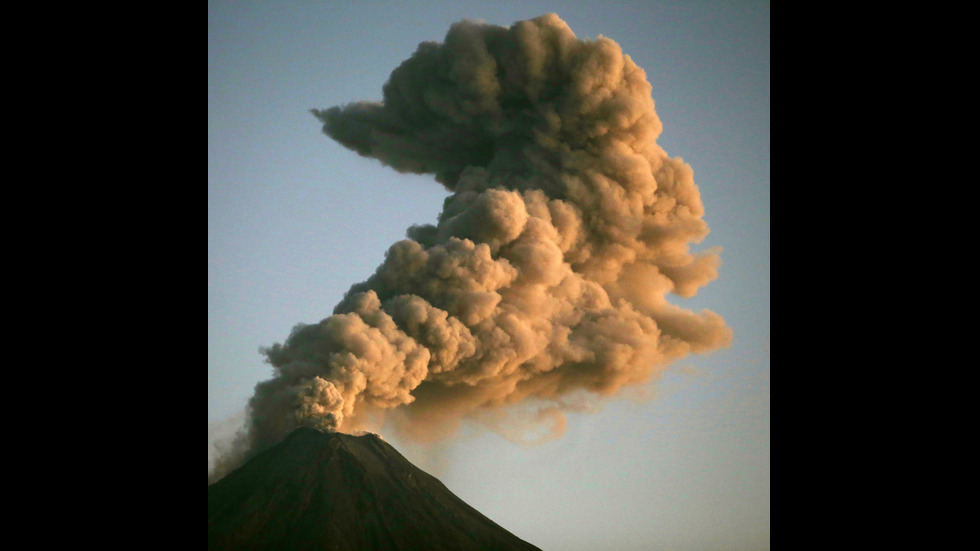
[211,14,731,482]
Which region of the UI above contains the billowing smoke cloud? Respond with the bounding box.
[211,14,730,480]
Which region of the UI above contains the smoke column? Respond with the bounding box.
[211,14,731,480]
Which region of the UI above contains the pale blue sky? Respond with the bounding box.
[209,2,769,549]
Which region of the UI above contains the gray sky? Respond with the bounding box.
[209,2,769,549]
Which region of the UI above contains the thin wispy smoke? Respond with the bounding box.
[211,14,731,481]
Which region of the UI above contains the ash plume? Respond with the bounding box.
[211,14,731,481]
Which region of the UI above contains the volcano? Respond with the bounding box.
[208,427,541,550]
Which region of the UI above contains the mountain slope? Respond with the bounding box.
[208,427,541,550]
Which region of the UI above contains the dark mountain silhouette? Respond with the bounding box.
[208,427,541,550]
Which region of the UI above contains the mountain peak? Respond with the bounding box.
[208,428,540,550]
